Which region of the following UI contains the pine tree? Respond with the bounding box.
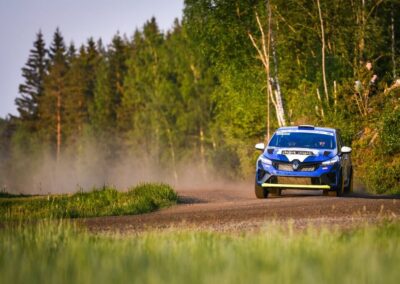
[63,44,86,147]
[67,42,77,62]
[63,39,100,151]
[15,31,47,128]
[108,34,129,117]
[84,38,100,107]
[121,20,164,158]
[90,59,112,133]
[91,33,128,135]
[40,28,68,160]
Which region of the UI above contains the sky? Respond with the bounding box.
[0,0,184,118]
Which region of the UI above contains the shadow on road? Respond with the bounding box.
[344,192,400,199]
[276,189,324,198]
[270,189,400,199]
[178,195,207,204]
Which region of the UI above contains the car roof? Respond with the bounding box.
[276,126,337,134]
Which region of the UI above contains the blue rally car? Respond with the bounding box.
[255,125,353,198]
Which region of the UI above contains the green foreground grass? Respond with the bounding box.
[0,183,178,220]
[0,221,399,284]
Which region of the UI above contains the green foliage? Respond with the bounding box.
[4,1,400,194]
[15,31,47,125]
[0,118,14,185]
[0,183,177,220]
[61,40,101,158]
[131,182,179,209]
[380,108,400,155]
[361,108,400,194]
[362,157,400,195]
[0,221,400,284]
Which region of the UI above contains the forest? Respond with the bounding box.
[0,0,399,194]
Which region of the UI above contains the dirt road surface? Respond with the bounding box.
[84,185,400,233]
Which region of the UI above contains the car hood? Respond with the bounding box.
[263,147,337,163]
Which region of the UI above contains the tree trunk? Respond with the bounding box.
[270,23,286,125]
[267,73,270,142]
[334,80,337,114]
[316,88,325,118]
[56,90,61,163]
[359,0,366,61]
[199,126,207,178]
[166,127,178,184]
[266,3,271,138]
[391,6,396,79]
[317,0,329,105]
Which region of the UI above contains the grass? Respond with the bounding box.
[0,183,178,220]
[0,221,399,284]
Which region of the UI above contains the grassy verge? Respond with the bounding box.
[0,183,177,220]
[0,221,399,284]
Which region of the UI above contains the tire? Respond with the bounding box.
[255,183,269,199]
[269,188,282,196]
[336,172,345,197]
[344,168,353,194]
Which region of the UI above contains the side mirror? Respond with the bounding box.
[341,146,352,154]
[255,143,265,151]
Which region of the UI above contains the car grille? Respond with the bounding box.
[275,163,318,172]
[277,176,312,185]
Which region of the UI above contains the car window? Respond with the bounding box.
[268,131,336,149]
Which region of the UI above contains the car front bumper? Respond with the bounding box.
[256,161,339,190]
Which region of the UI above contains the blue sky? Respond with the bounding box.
[0,0,184,118]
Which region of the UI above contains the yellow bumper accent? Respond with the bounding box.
[261,183,331,190]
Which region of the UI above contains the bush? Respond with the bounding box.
[380,108,400,155]
[358,107,400,195]
[0,183,178,220]
[363,156,400,195]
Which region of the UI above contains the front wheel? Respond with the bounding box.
[336,172,345,197]
[344,168,353,193]
[255,184,269,199]
[269,188,282,196]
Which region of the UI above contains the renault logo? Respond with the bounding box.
[292,160,300,171]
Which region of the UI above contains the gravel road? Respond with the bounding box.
[83,185,400,233]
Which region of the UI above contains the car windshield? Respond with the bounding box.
[268,131,336,149]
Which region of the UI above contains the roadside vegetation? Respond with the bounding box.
[354,102,400,195]
[0,221,399,284]
[0,183,177,220]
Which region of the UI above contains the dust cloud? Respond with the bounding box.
[0,142,248,195]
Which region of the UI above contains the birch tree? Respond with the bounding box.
[248,1,286,129]
[317,0,329,105]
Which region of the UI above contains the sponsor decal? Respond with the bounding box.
[282,150,314,156]
[276,130,334,136]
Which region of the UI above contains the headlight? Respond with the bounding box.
[259,156,272,166]
[321,155,339,166]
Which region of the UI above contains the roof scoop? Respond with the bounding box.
[298,125,315,130]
